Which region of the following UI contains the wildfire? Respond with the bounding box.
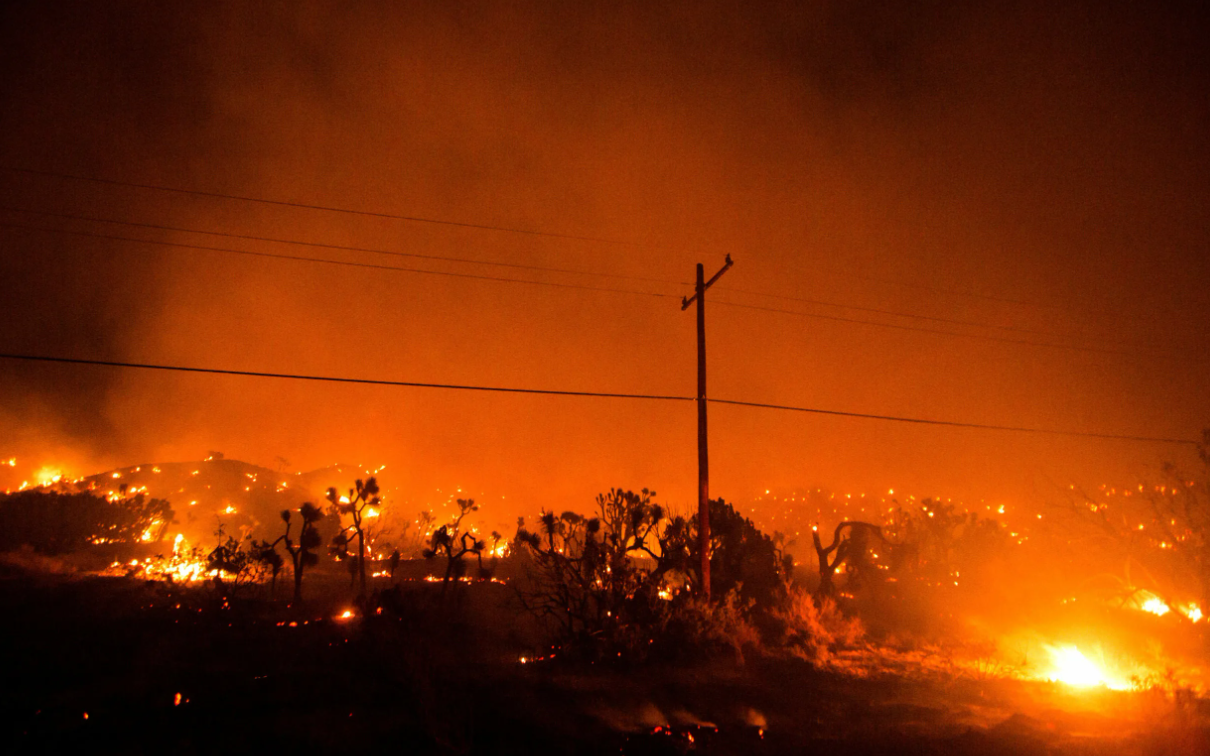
[34,466,62,487]
[1140,597,1170,617]
[1045,645,1126,690]
[106,534,218,582]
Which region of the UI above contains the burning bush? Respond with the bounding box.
[0,489,173,553]
[769,587,864,664]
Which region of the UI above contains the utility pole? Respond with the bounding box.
[681,254,733,600]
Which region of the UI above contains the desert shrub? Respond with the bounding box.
[0,490,174,554]
[691,498,793,609]
[770,586,864,664]
[513,490,803,662]
[652,588,762,664]
[513,488,692,660]
[879,499,1009,592]
[206,526,272,592]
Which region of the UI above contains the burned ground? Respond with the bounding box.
[3,562,1206,755]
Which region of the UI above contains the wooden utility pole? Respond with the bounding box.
[681,254,733,600]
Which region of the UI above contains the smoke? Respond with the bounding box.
[1,1,1207,516]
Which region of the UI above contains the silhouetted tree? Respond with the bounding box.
[812,521,885,598]
[275,503,323,603]
[251,539,284,597]
[327,477,379,601]
[423,498,486,591]
[689,498,791,608]
[513,488,691,656]
[0,489,174,553]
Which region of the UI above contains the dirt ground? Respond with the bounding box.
[2,562,1207,755]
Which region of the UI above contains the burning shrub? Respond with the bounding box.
[769,586,864,664]
[205,525,273,592]
[0,489,174,553]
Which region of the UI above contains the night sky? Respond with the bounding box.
[1,1,1207,519]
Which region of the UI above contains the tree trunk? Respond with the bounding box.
[293,558,304,603]
[357,529,367,598]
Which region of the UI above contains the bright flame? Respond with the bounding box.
[1141,597,1170,617]
[1045,645,1125,689]
[1182,603,1203,622]
[337,610,354,620]
[34,466,62,487]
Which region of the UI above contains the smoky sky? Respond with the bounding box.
[1,1,1207,515]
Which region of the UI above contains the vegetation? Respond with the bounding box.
[0,489,173,553]
[512,490,820,663]
[327,477,381,600]
[1053,430,1210,614]
[423,497,487,590]
[205,525,272,591]
[274,503,324,603]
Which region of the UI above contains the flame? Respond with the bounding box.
[34,466,63,487]
[1140,597,1170,617]
[140,520,163,542]
[337,609,354,620]
[1181,603,1202,622]
[1045,645,1126,689]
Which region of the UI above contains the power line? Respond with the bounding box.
[707,397,1196,445]
[0,352,1196,445]
[0,352,693,402]
[0,219,1170,358]
[713,284,1174,351]
[8,203,1149,349]
[0,204,687,289]
[0,220,678,299]
[712,299,1177,358]
[8,203,1192,354]
[4,166,1169,334]
[0,165,1136,320]
[0,165,629,245]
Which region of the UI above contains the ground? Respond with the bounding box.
[2,562,1207,755]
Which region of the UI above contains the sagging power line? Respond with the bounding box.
[0,220,677,300]
[0,217,1178,359]
[0,352,1196,446]
[0,165,627,245]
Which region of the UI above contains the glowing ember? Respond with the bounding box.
[337,610,354,620]
[1045,645,1125,689]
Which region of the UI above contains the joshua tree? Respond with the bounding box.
[251,539,285,597]
[812,521,885,598]
[327,477,380,601]
[275,502,323,603]
[423,498,486,591]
